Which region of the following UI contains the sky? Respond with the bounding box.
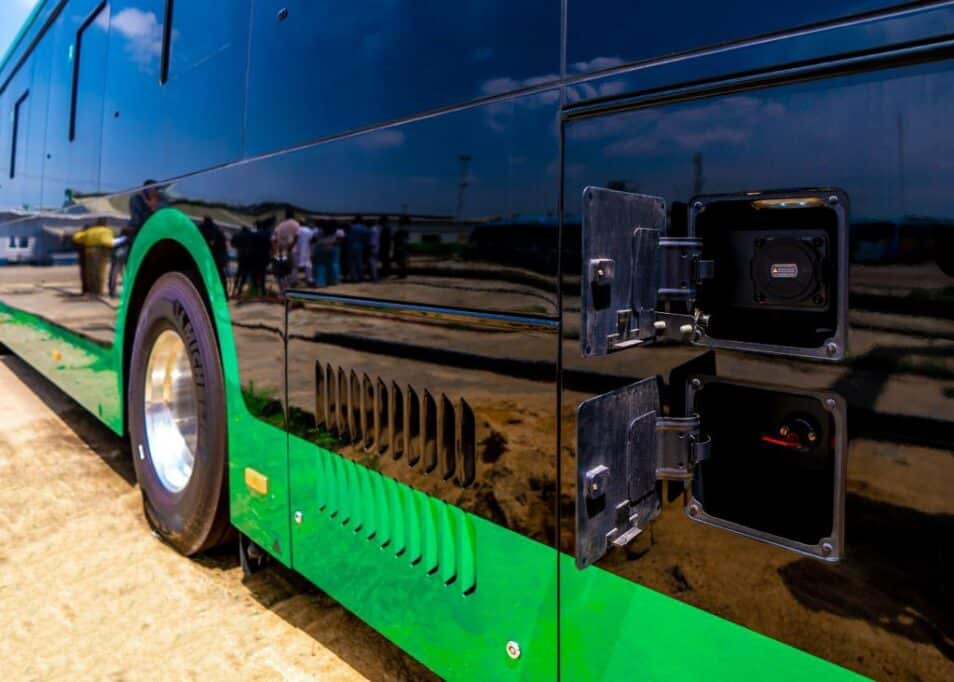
[0,0,41,65]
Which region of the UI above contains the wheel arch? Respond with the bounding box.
[115,208,243,436]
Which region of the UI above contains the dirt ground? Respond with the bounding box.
[0,354,436,681]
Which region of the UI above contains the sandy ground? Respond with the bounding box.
[0,354,436,682]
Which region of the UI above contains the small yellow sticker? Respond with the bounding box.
[51,349,62,361]
[244,467,269,495]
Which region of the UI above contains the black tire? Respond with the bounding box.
[128,271,231,555]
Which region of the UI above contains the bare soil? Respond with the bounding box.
[0,354,435,681]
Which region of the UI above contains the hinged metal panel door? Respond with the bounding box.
[581,188,667,356]
[575,376,662,568]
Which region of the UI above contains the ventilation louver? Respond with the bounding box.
[315,361,477,488]
[310,426,478,595]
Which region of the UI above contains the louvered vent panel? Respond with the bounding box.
[311,446,477,595]
[313,361,477,489]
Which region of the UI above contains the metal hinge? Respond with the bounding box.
[581,188,715,356]
[657,236,715,305]
[590,233,715,349]
[655,415,711,480]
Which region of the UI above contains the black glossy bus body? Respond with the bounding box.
[1,2,952,679]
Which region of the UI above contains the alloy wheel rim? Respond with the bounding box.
[144,329,198,493]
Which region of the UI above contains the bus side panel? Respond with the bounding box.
[560,554,860,681]
[559,54,954,682]
[288,434,558,681]
[567,0,909,78]
[0,302,121,432]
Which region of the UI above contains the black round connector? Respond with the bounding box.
[751,236,823,306]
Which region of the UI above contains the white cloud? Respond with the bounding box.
[477,74,559,133]
[483,100,512,133]
[480,73,560,98]
[572,79,627,102]
[602,96,787,158]
[110,8,163,67]
[481,77,520,97]
[570,56,624,73]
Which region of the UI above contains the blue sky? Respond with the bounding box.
[0,0,41,64]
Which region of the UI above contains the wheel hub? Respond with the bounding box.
[144,329,198,493]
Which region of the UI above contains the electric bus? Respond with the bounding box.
[1,1,952,679]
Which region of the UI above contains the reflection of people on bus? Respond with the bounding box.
[198,216,228,291]
[73,228,88,293]
[296,220,315,285]
[109,180,162,297]
[346,216,369,281]
[272,209,301,293]
[129,181,162,233]
[231,226,253,298]
[368,219,381,281]
[312,220,343,287]
[72,222,114,296]
[251,222,271,295]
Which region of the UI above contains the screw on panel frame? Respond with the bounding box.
[505,640,521,660]
[294,510,303,525]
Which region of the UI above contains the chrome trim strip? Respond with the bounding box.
[285,290,559,331]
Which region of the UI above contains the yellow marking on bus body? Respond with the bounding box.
[51,349,62,361]
[244,467,269,495]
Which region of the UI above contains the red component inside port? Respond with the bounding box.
[760,434,803,448]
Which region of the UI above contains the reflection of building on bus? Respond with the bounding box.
[0,210,123,266]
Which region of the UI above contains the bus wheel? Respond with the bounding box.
[128,271,231,555]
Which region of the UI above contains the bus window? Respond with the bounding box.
[69,1,108,142]
[10,90,28,179]
[47,0,110,196]
[99,0,247,190]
